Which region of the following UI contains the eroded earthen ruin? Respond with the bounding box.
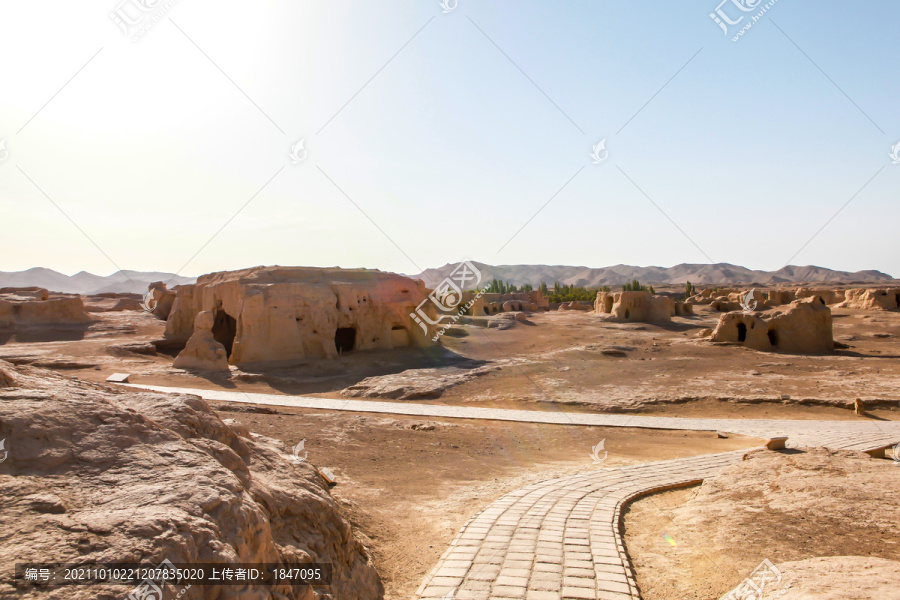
[0,287,90,327]
[710,296,834,354]
[165,267,436,369]
[594,291,678,323]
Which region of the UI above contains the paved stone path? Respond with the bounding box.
[414,451,748,600]
[125,384,900,599]
[125,384,900,451]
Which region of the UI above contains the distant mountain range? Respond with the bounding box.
[0,268,196,295]
[3,263,893,296]
[413,262,896,289]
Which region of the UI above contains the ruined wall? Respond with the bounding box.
[711,296,833,354]
[595,292,615,314]
[558,301,593,311]
[595,291,673,323]
[146,281,177,320]
[470,290,546,315]
[0,289,90,327]
[674,301,694,316]
[839,288,900,310]
[166,267,435,368]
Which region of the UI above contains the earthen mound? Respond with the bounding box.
[626,447,900,600]
[0,361,381,599]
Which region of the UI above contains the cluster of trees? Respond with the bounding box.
[482,277,667,303]
[542,282,599,303]
[484,279,533,294]
[622,279,654,294]
[685,281,695,299]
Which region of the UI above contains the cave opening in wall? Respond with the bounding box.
[212,310,237,357]
[335,327,356,353]
[737,322,747,343]
[390,325,410,347]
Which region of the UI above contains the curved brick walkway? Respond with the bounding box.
[124,385,900,599]
[414,451,748,600]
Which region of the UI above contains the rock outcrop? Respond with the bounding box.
[0,361,381,599]
[710,296,833,354]
[0,288,90,327]
[165,267,436,368]
[341,364,500,400]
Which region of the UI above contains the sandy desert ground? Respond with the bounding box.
[2,299,899,599]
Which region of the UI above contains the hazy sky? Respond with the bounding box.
[1,0,897,278]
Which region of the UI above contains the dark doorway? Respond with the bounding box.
[737,322,747,342]
[335,327,356,354]
[212,310,237,357]
[767,328,778,347]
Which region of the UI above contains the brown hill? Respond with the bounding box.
[412,262,894,289]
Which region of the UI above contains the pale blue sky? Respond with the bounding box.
[0,0,897,278]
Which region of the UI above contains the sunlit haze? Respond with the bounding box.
[1,0,897,277]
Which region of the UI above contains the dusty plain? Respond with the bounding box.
[1,297,899,598]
